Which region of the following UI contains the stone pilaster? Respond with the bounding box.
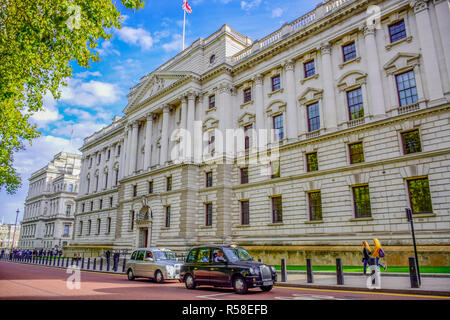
[320,42,338,130]
[143,113,153,171]
[284,59,299,140]
[160,105,170,165]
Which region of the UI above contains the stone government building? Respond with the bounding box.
[66,0,450,266]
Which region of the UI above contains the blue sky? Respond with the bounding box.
[0,0,316,224]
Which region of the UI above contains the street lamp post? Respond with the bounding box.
[10,209,19,253]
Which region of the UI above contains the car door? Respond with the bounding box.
[210,248,230,285]
[193,247,212,284]
[141,250,156,278]
[133,250,145,277]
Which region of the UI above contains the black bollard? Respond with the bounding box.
[76,258,79,267]
[71,258,74,266]
[87,258,90,270]
[106,258,110,272]
[306,258,314,283]
[409,257,420,288]
[81,258,84,269]
[61,257,64,267]
[93,258,97,271]
[100,258,103,271]
[57,257,60,267]
[122,258,126,273]
[336,258,344,285]
[281,258,287,282]
[66,257,69,268]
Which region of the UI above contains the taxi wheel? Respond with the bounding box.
[185,274,196,290]
[127,269,135,281]
[260,285,273,292]
[154,270,164,283]
[233,276,248,294]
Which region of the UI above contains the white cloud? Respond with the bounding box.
[115,26,153,51]
[30,93,62,127]
[241,0,261,11]
[60,79,122,108]
[271,7,283,18]
[162,34,183,52]
[75,71,102,78]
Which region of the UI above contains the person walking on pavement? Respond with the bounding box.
[372,238,387,271]
[362,241,372,275]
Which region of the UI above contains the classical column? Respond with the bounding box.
[186,91,196,161]
[119,136,126,179]
[284,60,299,140]
[100,147,107,190]
[253,74,265,132]
[180,95,187,131]
[159,105,170,165]
[129,121,139,174]
[431,0,450,94]
[320,42,337,130]
[363,25,386,118]
[411,0,444,103]
[143,113,153,170]
[124,125,132,177]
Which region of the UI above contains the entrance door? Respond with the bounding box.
[139,228,148,248]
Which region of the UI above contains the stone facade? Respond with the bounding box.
[68,0,450,266]
[18,152,81,250]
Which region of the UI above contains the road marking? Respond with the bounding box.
[196,293,232,300]
[275,293,344,300]
[275,286,450,299]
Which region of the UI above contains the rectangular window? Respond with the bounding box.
[104,172,108,189]
[90,201,93,211]
[241,200,249,225]
[117,145,121,155]
[389,20,406,43]
[308,191,322,221]
[244,124,253,150]
[209,95,215,109]
[243,88,252,103]
[353,185,372,218]
[63,225,70,236]
[205,203,213,226]
[304,60,315,78]
[166,176,172,191]
[205,171,213,188]
[66,205,71,216]
[69,184,73,192]
[271,75,281,91]
[407,178,432,214]
[99,199,103,210]
[130,211,135,230]
[109,197,113,207]
[240,167,249,184]
[306,152,318,172]
[82,203,85,213]
[307,102,320,132]
[107,149,111,160]
[342,41,356,62]
[208,131,215,154]
[396,70,418,107]
[97,218,101,234]
[271,196,283,223]
[165,206,171,228]
[401,130,422,154]
[133,185,137,197]
[349,142,364,164]
[79,221,83,236]
[89,157,93,167]
[115,169,119,186]
[87,178,90,193]
[271,160,280,179]
[273,114,284,140]
[98,153,101,164]
[88,220,92,235]
[95,176,99,191]
[107,217,111,234]
[347,88,364,120]
[148,181,153,194]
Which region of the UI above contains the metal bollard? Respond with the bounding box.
[106,258,110,272]
[81,258,84,269]
[409,257,420,288]
[122,258,126,273]
[71,258,74,266]
[306,258,314,283]
[57,257,60,267]
[93,258,97,271]
[336,258,344,285]
[87,258,90,270]
[281,258,287,282]
[66,257,69,268]
[100,258,103,271]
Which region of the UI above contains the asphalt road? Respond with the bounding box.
[0,261,448,300]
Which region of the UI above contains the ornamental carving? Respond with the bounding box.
[409,0,429,14]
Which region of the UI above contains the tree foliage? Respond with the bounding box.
[0,0,144,194]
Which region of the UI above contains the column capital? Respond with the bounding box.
[253,74,264,86]
[146,112,154,121]
[283,59,295,71]
[186,91,198,100]
[362,25,376,38]
[319,42,332,55]
[217,82,232,94]
[162,104,171,113]
[131,121,139,129]
[410,0,429,14]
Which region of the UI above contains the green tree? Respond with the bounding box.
[0,0,144,194]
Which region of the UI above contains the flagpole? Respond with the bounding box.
[182,9,186,51]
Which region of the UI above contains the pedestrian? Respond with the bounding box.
[361,241,372,275]
[372,238,387,271]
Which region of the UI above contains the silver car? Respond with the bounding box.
[126,247,182,283]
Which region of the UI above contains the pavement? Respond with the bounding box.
[2,257,449,297]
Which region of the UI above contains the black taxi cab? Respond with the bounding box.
[180,244,277,294]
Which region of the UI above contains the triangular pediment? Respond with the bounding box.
[238,112,255,126]
[298,87,323,105]
[124,71,201,114]
[384,52,420,75]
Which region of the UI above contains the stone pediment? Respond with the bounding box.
[383,52,420,75]
[203,117,219,130]
[124,71,201,114]
[337,70,367,91]
[298,87,323,105]
[238,112,256,126]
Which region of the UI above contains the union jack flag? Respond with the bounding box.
[182,0,192,14]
